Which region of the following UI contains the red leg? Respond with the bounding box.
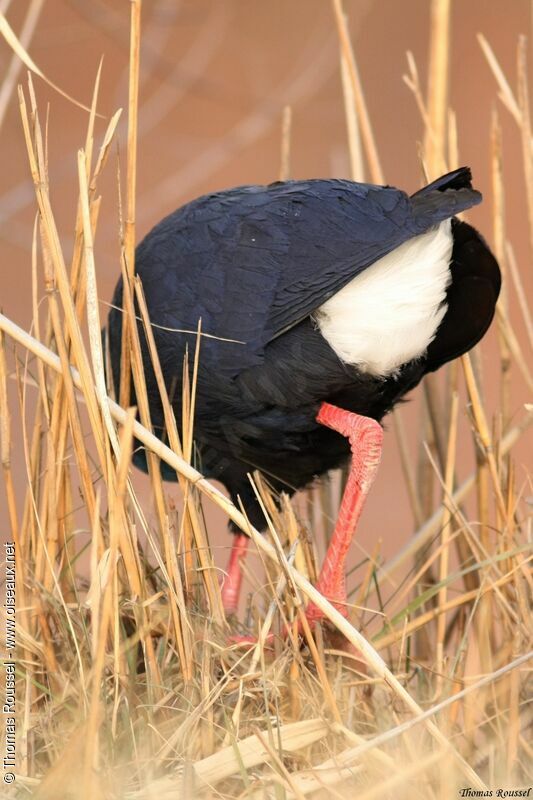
[306,402,383,624]
[221,534,249,615]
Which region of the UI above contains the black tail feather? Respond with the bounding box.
[410,166,474,197]
[409,168,482,231]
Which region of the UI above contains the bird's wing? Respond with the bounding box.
[135,169,481,374]
[264,170,481,342]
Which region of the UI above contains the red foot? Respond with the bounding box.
[221,534,249,615]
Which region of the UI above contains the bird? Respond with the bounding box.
[106,167,500,627]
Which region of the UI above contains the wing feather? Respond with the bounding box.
[132,171,481,375]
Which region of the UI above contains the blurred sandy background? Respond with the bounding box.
[1,1,531,589]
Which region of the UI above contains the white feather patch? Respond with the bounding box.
[314,219,453,376]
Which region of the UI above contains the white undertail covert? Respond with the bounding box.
[315,219,453,377]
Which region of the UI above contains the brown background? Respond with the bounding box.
[1,1,531,588]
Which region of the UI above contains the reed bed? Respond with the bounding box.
[0,1,532,798]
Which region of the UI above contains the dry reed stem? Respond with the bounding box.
[70,102,121,331]
[447,106,459,168]
[26,75,102,535]
[392,409,424,527]
[279,104,292,181]
[340,50,364,181]
[462,352,508,520]
[78,149,120,457]
[495,305,533,394]
[180,331,199,599]
[38,213,98,526]
[331,0,384,183]
[491,108,514,437]
[119,0,142,410]
[405,11,475,598]
[134,282,225,625]
[334,0,429,535]
[424,0,451,177]
[32,74,110,553]
[419,3,459,647]
[18,83,107,471]
[248,543,299,674]
[252,726,309,800]
[353,538,381,630]
[125,0,141,276]
[436,390,458,687]
[506,241,533,350]
[517,35,533,260]
[403,51,433,141]
[81,488,105,800]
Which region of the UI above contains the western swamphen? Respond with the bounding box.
[106,167,500,625]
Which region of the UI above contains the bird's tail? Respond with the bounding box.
[410,166,482,229]
[410,166,475,196]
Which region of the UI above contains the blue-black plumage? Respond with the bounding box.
[107,167,500,535]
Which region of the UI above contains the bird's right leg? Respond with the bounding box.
[221,533,249,615]
[305,402,383,625]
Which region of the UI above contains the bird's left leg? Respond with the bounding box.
[221,533,249,615]
[305,402,383,625]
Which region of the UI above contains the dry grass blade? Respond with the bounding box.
[477,32,522,124]
[0,0,44,132]
[78,148,119,456]
[0,8,101,114]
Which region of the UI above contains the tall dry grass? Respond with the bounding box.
[0,1,532,798]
